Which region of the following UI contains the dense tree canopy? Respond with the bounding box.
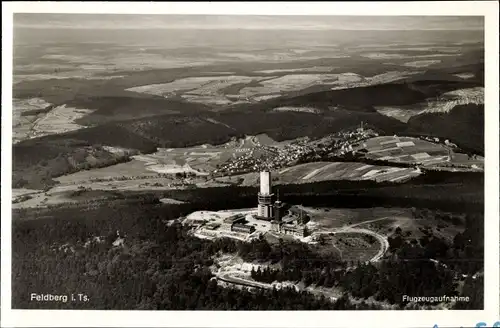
[12,182,483,310]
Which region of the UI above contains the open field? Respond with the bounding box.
[13,98,95,142]
[304,206,464,245]
[53,159,164,183]
[222,161,422,186]
[374,107,423,123]
[255,66,336,74]
[12,188,41,198]
[11,188,135,209]
[454,73,475,79]
[12,175,196,209]
[375,86,484,122]
[238,74,340,97]
[304,207,411,230]
[54,174,211,191]
[357,136,450,165]
[357,46,464,53]
[324,232,381,262]
[14,48,220,84]
[13,97,51,115]
[12,24,484,193]
[421,87,484,113]
[14,133,285,192]
[364,215,464,244]
[126,75,274,105]
[28,104,94,139]
[286,162,420,182]
[283,162,421,182]
[127,73,346,105]
[128,134,287,174]
[125,70,428,105]
[329,71,422,91]
[357,135,483,169]
[216,51,349,63]
[401,60,442,68]
[13,73,125,84]
[449,152,484,167]
[361,52,458,60]
[13,98,52,143]
[17,133,290,204]
[273,106,322,114]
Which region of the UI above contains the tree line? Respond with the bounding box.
[12,180,483,310]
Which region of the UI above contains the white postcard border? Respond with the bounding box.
[1,2,499,328]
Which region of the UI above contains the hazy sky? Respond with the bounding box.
[14,14,484,31]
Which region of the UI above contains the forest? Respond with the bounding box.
[158,171,483,214]
[248,210,483,308]
[13,216,357,310]
[12,184,484,310]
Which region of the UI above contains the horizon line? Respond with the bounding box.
[12,26,485,31]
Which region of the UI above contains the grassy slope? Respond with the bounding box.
[13,125,158,189]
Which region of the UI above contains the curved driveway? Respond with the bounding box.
[215,214,393,300]
[313,226,389,263]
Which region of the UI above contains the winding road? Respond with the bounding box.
[216,225,390,297]
[215,213,395,300]
[217,272,273,290]
[312,212,404,263]
[216,271,337,301]
[313,222,390,263]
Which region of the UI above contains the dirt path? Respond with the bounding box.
[343,212,405,229]
[213,215,394,302]
[313,227,389,263]
[216,270,339,302]
[341,228,389,262]
[310,212,397,263]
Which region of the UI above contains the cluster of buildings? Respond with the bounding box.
[270,210,308,237]
[213,124,379,177]
[221,214,256,234]
[334,124,378,156]
[213,140,315,176]
[194,171,309,239]
[256,171,308,238]
[418,135,457,148]
[420,135,442,144]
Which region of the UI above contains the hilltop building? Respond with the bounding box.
[280,223,307,237]
[357,121,364,133]
[274,190,286,221]
[253,171,309,237]
[232,223,256,234]
[270,205,308,238]
[221,214,255,234]
[221,214,245,230]
[257,171,275,219]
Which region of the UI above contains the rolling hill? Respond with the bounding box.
[407,103,484,154]
[13,125,158,189]
[12,67,484,190]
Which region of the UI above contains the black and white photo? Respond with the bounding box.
[2,2,499,328]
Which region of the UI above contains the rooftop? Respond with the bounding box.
[282,216,296,224]
[223,214,245,224]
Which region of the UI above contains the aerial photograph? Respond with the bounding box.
[11,14,484,310]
